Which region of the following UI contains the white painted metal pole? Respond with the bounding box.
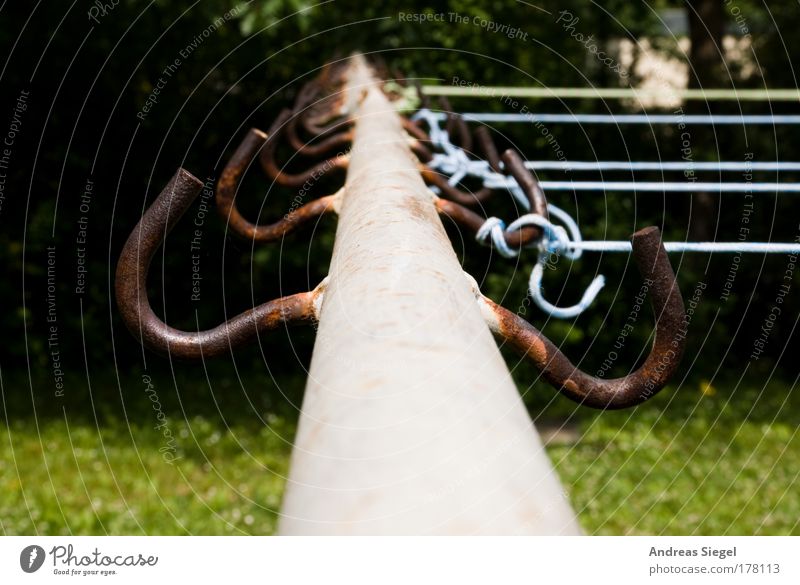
[278,55,581,535]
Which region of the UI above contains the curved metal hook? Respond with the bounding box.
[402,117,430,143]
[295,79,323,109]
[434,197,540,248]
[217,129,337,242]
[420,168,493,205]
[297,68,349,131]
[288,80,355,156]
[398,118,435,162]
[439,97,473,152]
[432,151,548,249]
[476,226,686,409]
[474,126,502,173]
[294,73,349,135]
[390,67,408,87]
[413,79,432,109]
[299,80,350,135]
[116,168,320,359]
[286,112,353,157]
[501,149,548,244]
[435,197,535,249]
[301,110,351,137]
[260,109,349,188]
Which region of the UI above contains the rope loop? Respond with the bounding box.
[476,208,606,318]
[418,106,605,318]
[475,217,517,258]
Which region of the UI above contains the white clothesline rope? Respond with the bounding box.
[412,108,800,318]
[547,239,800,254]
[424,151,800,194]
[538,181,800,192]
[431,153,800,193]
[526,161,800,172]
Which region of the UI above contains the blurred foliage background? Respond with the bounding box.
[0,0,797,534]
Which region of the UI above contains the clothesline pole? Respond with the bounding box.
[278,54,581,535]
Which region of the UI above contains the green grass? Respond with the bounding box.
[1,373,797,535]
[544,377,800,535]
[0,415,294,535]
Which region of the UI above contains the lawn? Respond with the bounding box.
[1,372,797,535]
[544,376,800,535]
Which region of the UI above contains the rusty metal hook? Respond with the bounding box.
[286,110,353,158]
[295,63,349,131]
[292,79,353,145]
[434,198,530,250]
[420,169,493,206]
[501,149,548,243]
[299,84,350,134]
[390,67,408,87]
[260,109,349,188]
[399,117,435,162]
[301,110,351,137]
[475,226,686,409]
[432,149,549,249]
[294,79,323,111]
[294,76,348,135]
[474,126,502,173]
[402,117,430,143]
[413,79,432,110]
[116,168,320,359]
[474,128,546,232]
[291,80,424,158]
[439,96,472,152]
[217,128,337,241]
[272,110,431,181]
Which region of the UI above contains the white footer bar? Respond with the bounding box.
[0,536,796,584]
